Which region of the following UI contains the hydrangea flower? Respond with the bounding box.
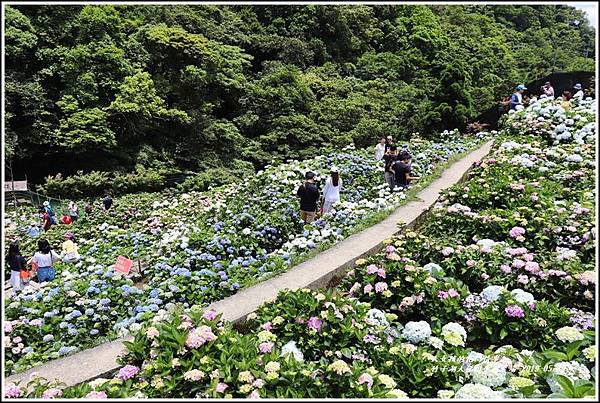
[401,321,431,344]
[471,361,508,387]
[555,326,584,343]
[441,322,467,346]
[481,285,505,302]
[280,340,304,362]
[547,361,591,393]
[455,383,503,399]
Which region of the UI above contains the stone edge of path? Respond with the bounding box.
[5,140,493,388]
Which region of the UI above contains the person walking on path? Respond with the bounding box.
[510,84,527,110]
[68,201,79,222]
[61,232,80,263]
[29,239,60,283]
[375,137,386,161]
[102,194,113,211]
[321,167,342,215]
[384,145,399,191]
[392,151,420,190]
[561,91,573,111]
[7,243,28,294]
[572,83,584,101]
[541,81,554,98]
[296,171,320,224]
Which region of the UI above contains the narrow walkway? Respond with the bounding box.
[5,140,493,388]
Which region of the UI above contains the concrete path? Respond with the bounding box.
[5,140,493,388]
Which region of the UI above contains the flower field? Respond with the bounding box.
[3,135,483,376]
[4,95,596,398]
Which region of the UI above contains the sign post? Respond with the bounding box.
[114,256,134,275]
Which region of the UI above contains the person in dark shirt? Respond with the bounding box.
[392,152,420,189]
[102,194,113,211]
[7,243,28,294]
[296,171,320,223]
[384,135,395,153]
[383,145,398,191]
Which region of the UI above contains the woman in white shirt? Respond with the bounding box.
[322,167,342,215]
[573,83,584,100]
[375,137,386,160]
[29,239,60,282]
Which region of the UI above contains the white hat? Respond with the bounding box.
[330,166,340,173]
[43,201,49,207]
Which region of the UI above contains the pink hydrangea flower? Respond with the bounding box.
[481,273,490,280]
[363,284,373,294]
[366,265,379,274]
[4,322,13,334]
[358,373,374,389]
[447,288,460,298]
[512,259,526,269]
[85,391,108,399]
[441,247,454,256]
[215,383,228,393]
[524,261,540,274]
[517,275,529,284]
[186,326,217,348]
[118,365,139,381]
[438,290,449,300]
[262,322,273,331]
[258,342,273,354]
[42,388,63,399]
[307,317,322,332]
[501,264,512,274]
[522,254,534,262]
[374,282,388,293]
[249,390,261,399]
[509,227,526,238]
[4,383,22,398]
[505,305,525,318]
[202,310,218,321]
[466,260,477,267]
[385,245,395,253]
[377,268,386,278]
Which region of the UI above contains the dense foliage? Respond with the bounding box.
[4,95,596,399]
[3,132,481,375]
[5,4,595,184]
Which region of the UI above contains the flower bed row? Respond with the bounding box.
[4,98,596,398]
[4,135,483,375]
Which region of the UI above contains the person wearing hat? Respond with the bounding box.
[573,83,584,100]
[384,135,395,153]
[43,201,57,224]
[392,151,420,190]
[541,81,554,98]
[321,167,343,215]
[510,84,527,110]
[296,171,320,224]
[383,145,399,191]
[61,232,80,263]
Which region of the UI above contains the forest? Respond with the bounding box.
[4,4,595,193]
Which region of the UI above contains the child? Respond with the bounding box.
[561,91,572,111]
[7,243,28,294]
[392,151,420,190]
[61,232,80,263]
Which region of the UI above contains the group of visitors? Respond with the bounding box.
[506,82,586,111]
[296,168,342,223]
[295,135,420,223]
[7,233,80,294]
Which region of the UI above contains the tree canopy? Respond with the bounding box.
[4,4,595,181]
